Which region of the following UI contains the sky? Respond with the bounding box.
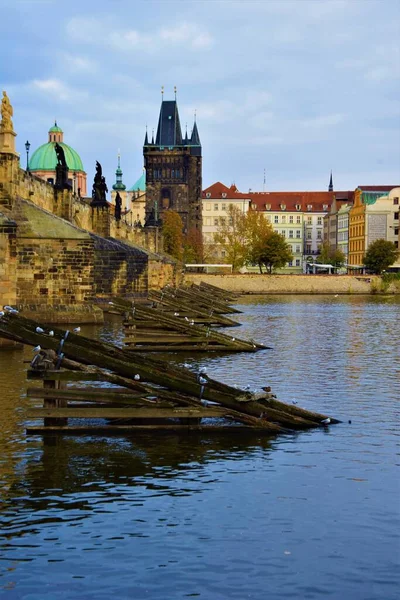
[1,0,400,193]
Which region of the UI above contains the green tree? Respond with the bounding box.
[258,231,294,273]
[317,242,346,268]
[162,210,183,261]
[363,239,400,274]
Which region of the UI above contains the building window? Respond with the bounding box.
[214,204,218,211]
[307,205,312,211]
[206,193,211,198]
[265,203,271,210]
[289,215,294,223]
[222,193,227,198]
[317,230,322,239]
[205,217,211,226]
[295,259,300,266]
[323,205,328,211]
[289,230,294,238]
[393,197,399,205]
[307,216,312,224]
[307,231,312,240]
[296,215,301,223]
[317,217,322,225]
[282,215,286,223]
[296,245,301,253]
[394,212,399,220]
[280,204,286,210]
[295,204,301,211]
[220,217,226,225]
[288,261,293,267]
[214,218,219,226]
[296,230,301,238]
[274,216,279,223]
[221,203,226,211]
[281,230,286,237]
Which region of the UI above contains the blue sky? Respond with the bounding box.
[1,0,399,193]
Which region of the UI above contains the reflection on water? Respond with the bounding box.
[0,296,399,599]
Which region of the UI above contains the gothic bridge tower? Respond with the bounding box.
[144,91,202,234]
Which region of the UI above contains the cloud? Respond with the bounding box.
[62,53,97,72]
[66,17,213,52]
[31,79,88,103]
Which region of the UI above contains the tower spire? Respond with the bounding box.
[190,111,201,146]
[112,150,126,191]
[144,125,148,146]
[329,170,333,192]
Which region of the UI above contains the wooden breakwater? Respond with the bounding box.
[0,309,339,435]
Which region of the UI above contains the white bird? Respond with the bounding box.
[73,327,81,333]
[36,327,44,334]
[184,316,189,321]
[4,306,14,312]
[292,400,298,405]
[199,367,207,374]
[334,294,338,298]
[134,374,140,380]
[33,345,41,352]
[48,330,54,336]
[0,311,4,317]
[109,301,114,305]
[190,320,195,325]
[232,337,236,341]
[321,418,331,425]
[199,376,208,385]
[174,312,179,316]
[183,362,190,368]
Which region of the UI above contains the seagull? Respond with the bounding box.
[232,337,236,341]
[184,316,189,321]
[190,320,195,325]
[321,418,331,425]
[4,306,14,312]
[134,374,141,380]
[174,312,179,316]
[292,400,298,405]
[0,311,4,317]
[199,367,207,374]
[334,294,338,298]
[33,345,41,352]
[183,362,190,368]
[48,330,54,336]
[199,376,208,385]
[36,327,44,334]
[109,301,114,305]
[73,327,81,333]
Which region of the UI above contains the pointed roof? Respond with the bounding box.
[144,129,149,145]
[329,171,333,191]
[155,100,183,146]
[112,153,126,191]
[190,121,201,146]
[129,171,146,192]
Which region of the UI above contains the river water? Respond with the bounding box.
[0,295,399,600]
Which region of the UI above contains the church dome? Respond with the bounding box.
[29,123,84,172]
[129,172,146,192]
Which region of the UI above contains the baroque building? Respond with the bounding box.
[144,94,202,233]
[29,122,87,196]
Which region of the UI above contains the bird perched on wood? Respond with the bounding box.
[36,327,44,334]
[73,327,81,333]
[134,374,140,380]
[0,311,4,317]
[33,345,41,352]
[183,362,190,368]
[48,330,54,336]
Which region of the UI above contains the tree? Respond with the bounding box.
[244,209,273,271]
[258,231,294,274]
[214,204,248,271]
[183,227,204,263]
[162,210,183,261]
[317,242,346,268]
[363,239,400,274]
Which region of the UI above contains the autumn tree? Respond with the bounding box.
[258,231,294,274]
[183,227,204,263]
[363,239,400,274]
[245,209,274,271]
[214,204,248,271]
[162,210,183,261]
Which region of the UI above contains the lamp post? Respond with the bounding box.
[25,140,30,172]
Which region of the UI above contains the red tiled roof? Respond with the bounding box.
[358,185,399,191]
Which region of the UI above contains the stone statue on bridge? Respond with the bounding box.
[91,161,109,207]
[115,192,122,221]
[0,91,13,131]
[54,142,71,190]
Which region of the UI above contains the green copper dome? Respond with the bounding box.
[128,172,146,192]
[49,121,63,133]
[29,142,84,172]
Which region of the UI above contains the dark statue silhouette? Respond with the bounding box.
[54,142,71,190]
[115,192,122,221]
[91,161,109,207]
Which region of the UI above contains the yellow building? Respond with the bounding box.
[349,186,399,269]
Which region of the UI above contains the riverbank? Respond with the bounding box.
[184,273,399,294]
